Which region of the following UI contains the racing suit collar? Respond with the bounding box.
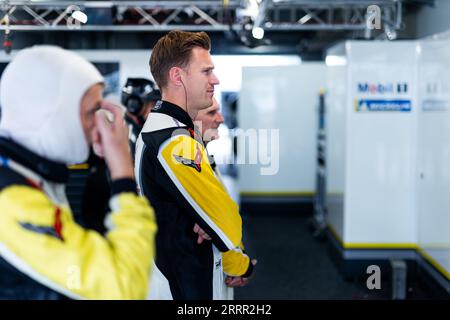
[0,137,69,184]
[151,100,195,130]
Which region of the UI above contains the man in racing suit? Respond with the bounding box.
[0,46,157,299]
[135,30,255,300]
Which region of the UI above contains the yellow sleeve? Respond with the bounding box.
[0,185,157,300]
[221,242,253,277]
[158,134,242,251]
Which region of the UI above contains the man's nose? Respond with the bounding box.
[210,72,220,85]
[217,112,224,124]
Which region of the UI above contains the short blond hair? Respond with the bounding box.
[150,30,211,90]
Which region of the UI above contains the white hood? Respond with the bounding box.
[0,46,103,165]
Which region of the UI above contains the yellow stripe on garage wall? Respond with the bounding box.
[327,224,450,281]
[240,191,315,197]
[327,223,417,249]
[417,247,450,281]
[344,243,418,249]
[68,164,89,170]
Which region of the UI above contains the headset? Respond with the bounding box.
[121,78,161,115]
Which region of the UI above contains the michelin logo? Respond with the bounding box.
[356,99,411,112]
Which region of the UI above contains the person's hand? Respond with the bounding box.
[193,223,212,244]
[93,101,134,180]
[225,259,257,287]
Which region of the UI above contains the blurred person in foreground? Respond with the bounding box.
[0,46,157,300]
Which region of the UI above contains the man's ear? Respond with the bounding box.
[169,67,183,86]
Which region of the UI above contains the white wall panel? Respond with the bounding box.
[238,64,326,194]
[417,37,450,278]
[326,41,418,246]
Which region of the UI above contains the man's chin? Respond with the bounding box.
[205,96,214,106]
[198,101,211,111]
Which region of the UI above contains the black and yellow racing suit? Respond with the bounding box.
[0,138,157,299]
[135,101,253,300]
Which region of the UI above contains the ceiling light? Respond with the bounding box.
[71,10,88,24]
[252,27,264,39]
[299,14,312,25]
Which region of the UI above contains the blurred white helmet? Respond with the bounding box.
[0,45,103,165]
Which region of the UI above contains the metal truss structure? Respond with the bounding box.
[0,0,405,32]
